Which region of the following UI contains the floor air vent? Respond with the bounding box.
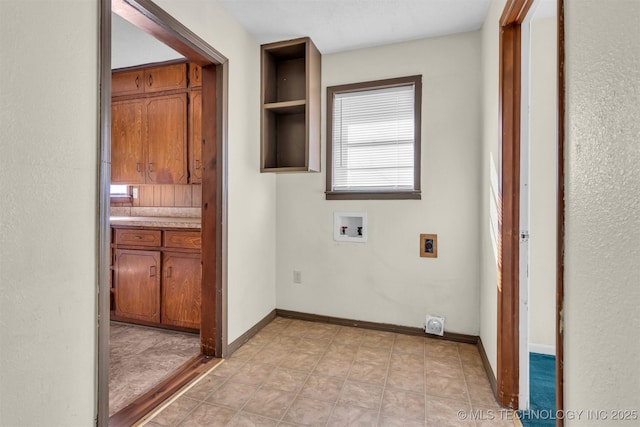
[425,315,445,336]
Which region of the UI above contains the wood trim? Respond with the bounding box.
[98,1,112,425]
[275,309,479,345]
[109,355,221,427]
[478,337,498,396]
[325,191,421,200]
[500,0,535,26]
[111,57,187,73]
[227,309,277,355]
[556,0,565,424]
[200,64,217,357]
[497,0,534,409]
[216,63,229,358]
[498,21,521,409]
[111,87,189,102]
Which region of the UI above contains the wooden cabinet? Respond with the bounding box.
[112,69,144,97]
[112,99,145,183]
[260,37,321,172]
[111,226,201,332]
[114,249,161,323]
[112,63,187,97]
[146,94,188,184]
[111,93,188,184]
[111,63,189,184]
[162,252,201,329]
[189,89,202,183]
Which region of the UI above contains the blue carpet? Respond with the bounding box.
[518,353,556,427]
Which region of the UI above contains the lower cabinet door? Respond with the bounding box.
[114,249,161,323]
[161,252,201,330]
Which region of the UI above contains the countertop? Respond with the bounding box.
[110,216,201,229]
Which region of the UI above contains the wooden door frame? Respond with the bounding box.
[497,0,564,418]
[98,0,229,424]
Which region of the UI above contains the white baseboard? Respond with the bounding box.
[529,343,556,355]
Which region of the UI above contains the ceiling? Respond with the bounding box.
[111,0,557,67]
[218,0,492,54]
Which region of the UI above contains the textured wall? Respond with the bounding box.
[0,1,98,425]
[276,32,482,334]
[564,0,640,423]
[479,0,507,375]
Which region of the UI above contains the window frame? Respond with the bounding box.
[325,75,422,200]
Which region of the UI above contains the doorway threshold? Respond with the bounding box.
[110,354,222,427]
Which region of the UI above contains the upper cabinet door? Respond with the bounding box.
[146,93,188,184]
[112,69,144,97]
[111,99,145,184]
[144,63,188,94]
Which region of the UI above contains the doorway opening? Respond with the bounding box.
[518,0,559,417]
[98,0,229,425]
[496,0,564,423]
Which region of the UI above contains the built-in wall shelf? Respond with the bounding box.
[260,37,321,172]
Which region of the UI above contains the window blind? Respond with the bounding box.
[332,84,415,191]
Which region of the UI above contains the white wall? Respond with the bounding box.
[153,0,276,343]
[528,16,557,350]
[0,1,98,425]
[276,32,482,334]
[112,13,184,69]
[479,0,506,375]
[564,0,640,423]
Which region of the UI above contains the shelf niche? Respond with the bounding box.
[260,37,321,172]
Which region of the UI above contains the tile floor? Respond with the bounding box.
[144,317,516,426]
[110,322,200,415]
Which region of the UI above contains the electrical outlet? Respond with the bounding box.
[293,270,302,284]
[132,187,139,199]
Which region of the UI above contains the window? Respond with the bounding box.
[110,184,131,202]
[326,75,422,200]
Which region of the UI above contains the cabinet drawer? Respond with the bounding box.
[144,63,187,93]
[189,63,202,87]
[112,69,144,97]
[164,230,201,250]
[115,229,161,247]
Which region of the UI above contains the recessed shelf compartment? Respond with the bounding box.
[264,100,306,114]
[334,212,368,243]
[260,37,320,172]
[263,110,306,170]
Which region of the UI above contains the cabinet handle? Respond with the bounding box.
[135,75,140,88]
[166,267,172,278]
[148,163,155,173]
[194,67,199,81]
[148,74,153,87]
[194,160,201,170]
[149,265,156,277]
[136,162,142,173]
